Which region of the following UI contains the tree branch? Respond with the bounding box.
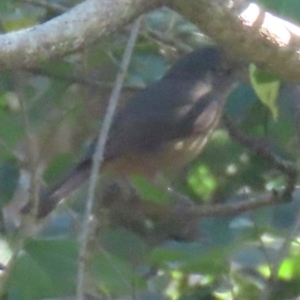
[188,190,288,218]
[172,0,300,82]
[223,114,298,198]
[1,0,300,84]
[0,0,164,69]
[76,17,141,300]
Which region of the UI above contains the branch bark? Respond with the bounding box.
[0,0,164,69]
[1,0,300,83]
[171,0,300,82]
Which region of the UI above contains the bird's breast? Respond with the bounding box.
[103,134,211,178]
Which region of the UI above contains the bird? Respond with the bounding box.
[22,46,238,218]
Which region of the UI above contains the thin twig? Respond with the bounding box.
[27,67,144,91]
[223,114,298,198]
[23,0,68,13]
[187,190,287,218]
[14,73,40,217]
[223,114,299,299]
[142,28,193,53]
[76,17,142,300]
[168,112,300,219]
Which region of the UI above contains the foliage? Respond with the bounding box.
[0,0,300,300]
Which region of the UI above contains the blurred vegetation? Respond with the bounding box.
[0,0,300,299]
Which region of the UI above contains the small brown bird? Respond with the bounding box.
[24,46,238,218]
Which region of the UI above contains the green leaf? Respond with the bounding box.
[3,18,37,31]
[180,250,229,275]
[92,252,145,297]
[249,64,280,119]
[100,228,146,264]
[0,111,23,151]
[6,252,54,300]
[187,164,217,201]
[130,175,172,205]
[150,247,192,266]
[43,152,76,184]
[150,247,228,276]
[127,50,167,85]
[6,239,78,299]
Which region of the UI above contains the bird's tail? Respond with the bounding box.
[21,159,93,218]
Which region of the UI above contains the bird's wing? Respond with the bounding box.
[103,77,215,161]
